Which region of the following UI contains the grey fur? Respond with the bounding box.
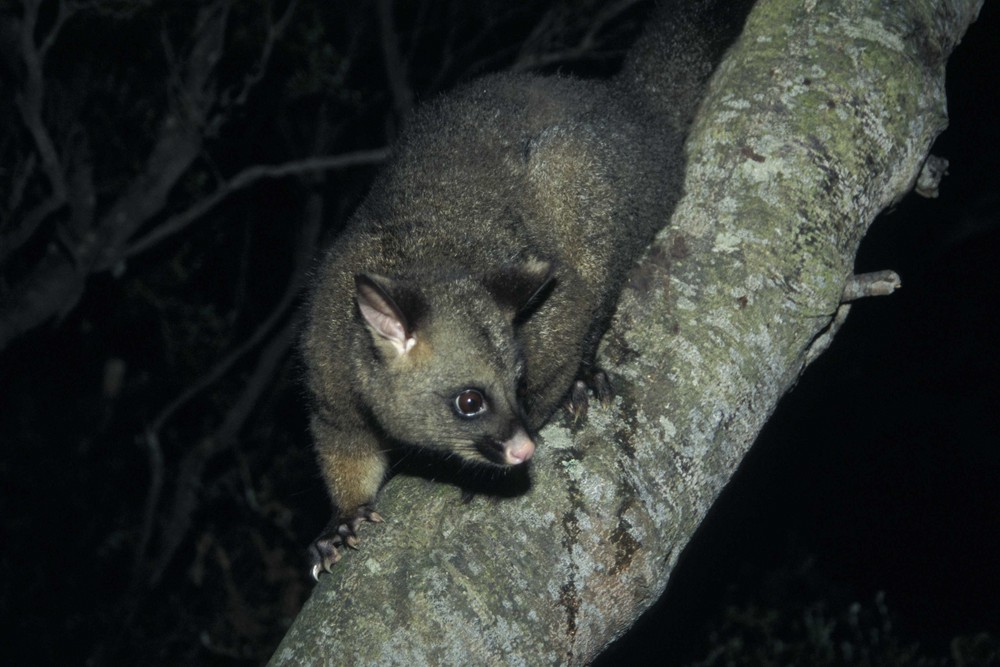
[302,1,737,575]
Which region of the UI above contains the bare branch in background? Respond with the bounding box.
[0,1,230,350]
[4,0,76,260]
[426,4,535,87]
[134,430,165,582]
[376,0,414,122]
[512,0,644,71]
[125,148,388,258]
[223,0,301,110]
[144,315,299,588]
[16,0,73,198]
[135,147,327,592]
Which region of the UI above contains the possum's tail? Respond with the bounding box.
[616,0,753,133]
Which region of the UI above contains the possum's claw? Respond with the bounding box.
[310,505,384,579]
[310,536,342,579]
[566,380,590,421]
[586,368,614,404]
[564,367,613,421]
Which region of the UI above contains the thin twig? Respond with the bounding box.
[133,430,165,580]
[146,249,301,436]
[39,0,75,58]
[138,179,324,587]
[511,0,644,72]
[146,315,300,588]
[1,194,63,264]
[226,0,301,109]
[124,149,388,258]
[376,0,414,122]
[16,0,69,204]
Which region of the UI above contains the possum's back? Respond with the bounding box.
[339,71,683,287]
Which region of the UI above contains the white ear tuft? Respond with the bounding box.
[355,274,418,356]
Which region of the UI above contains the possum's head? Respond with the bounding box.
[351,261,553,467]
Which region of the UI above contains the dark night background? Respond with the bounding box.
[1,1,997,665]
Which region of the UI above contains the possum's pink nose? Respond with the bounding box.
[503,428,535,465]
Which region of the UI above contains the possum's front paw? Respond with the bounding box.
[310,504,384,579]
[565,367,613,421]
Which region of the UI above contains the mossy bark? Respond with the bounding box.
[270,1,983,664]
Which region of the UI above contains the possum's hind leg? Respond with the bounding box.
[565,366,614,421]
[310,504,384,579]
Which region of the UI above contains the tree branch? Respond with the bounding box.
[222,0,300,110]
[511,0,644,72]
[0,1,352,353]
[137,174,325,589]
[145,315,298,588]
[376,0,414,122]
[268,0,983,663]
[0,2,230,351]
[13,0,72,218]
[124,149,389,259]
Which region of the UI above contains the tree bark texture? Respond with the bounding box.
[270,0,983,664]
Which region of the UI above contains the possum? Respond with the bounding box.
[302,0,745,578]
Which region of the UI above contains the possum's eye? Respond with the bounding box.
[454,389,487,418]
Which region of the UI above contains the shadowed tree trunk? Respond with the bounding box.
[269,0,984,664]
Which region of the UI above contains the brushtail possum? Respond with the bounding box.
[303,0,741,578]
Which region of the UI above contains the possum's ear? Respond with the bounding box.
[355,274,421,356]
[483,259,555,322]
